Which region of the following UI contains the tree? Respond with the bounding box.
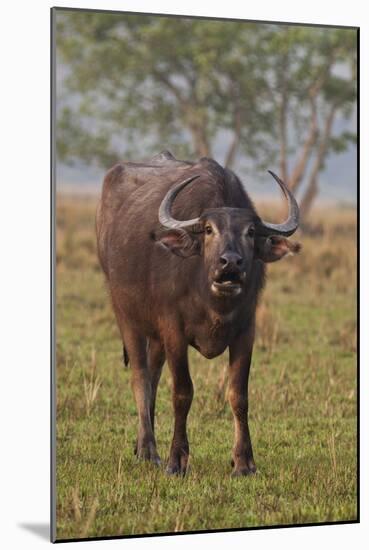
[262,27,357,218]
[56,11,357,218]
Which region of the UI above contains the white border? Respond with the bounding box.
[1,1,366,548]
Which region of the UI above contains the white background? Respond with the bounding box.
[0,0,366,548]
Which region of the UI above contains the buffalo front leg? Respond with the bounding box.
[147,338,165,435]
[165,339,193,475]
[228,322,256,476]
[124,329,161,465]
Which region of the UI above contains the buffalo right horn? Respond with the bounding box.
[158,175,201,230]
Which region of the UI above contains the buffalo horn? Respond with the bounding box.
[258,171,300,237]
[158,175,201,230]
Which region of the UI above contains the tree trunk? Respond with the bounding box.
[279,76,288,183]
[190,123,210,157]
[288,96,318,192]
[299,104,337,220]
[184,103,211,158]
[299,175,318,220]
[225,106,242,168]
[288,60,336,193]
[153,70,211,158]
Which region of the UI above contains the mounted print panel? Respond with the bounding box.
[51,6,358,542]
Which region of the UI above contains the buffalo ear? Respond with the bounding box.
[256,235,301,263]
[152,228,200,257]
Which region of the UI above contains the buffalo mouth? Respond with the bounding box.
[211,271,244,295]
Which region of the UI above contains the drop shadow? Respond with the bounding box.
[18,523,50,541]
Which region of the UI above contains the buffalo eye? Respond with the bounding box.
[247,225,255,238]
[205,225,213,235]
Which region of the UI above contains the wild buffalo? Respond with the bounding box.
[96,151,300,476]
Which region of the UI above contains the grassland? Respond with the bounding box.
[55,195,357,540]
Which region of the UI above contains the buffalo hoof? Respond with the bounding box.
[134,440,161,466]
[166,453,189,476]
[231,456,257,477]
[166,464,189,476]
[231,465,257,477]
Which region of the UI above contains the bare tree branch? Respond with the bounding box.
[152,69,186,105]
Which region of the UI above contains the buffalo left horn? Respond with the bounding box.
[258,171,300,237]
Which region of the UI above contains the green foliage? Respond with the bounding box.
[55,197,357,540]
[55,10,356,172]
[329,131,357,153]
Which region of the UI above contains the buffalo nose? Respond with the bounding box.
[219,252,243,269]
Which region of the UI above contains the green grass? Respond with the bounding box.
[55,196,357,540]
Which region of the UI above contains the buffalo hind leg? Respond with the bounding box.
[124,328,161,465]
[228,323,256,476]
[165,339,193,475]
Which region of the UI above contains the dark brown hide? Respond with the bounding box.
[96,151,300,475]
